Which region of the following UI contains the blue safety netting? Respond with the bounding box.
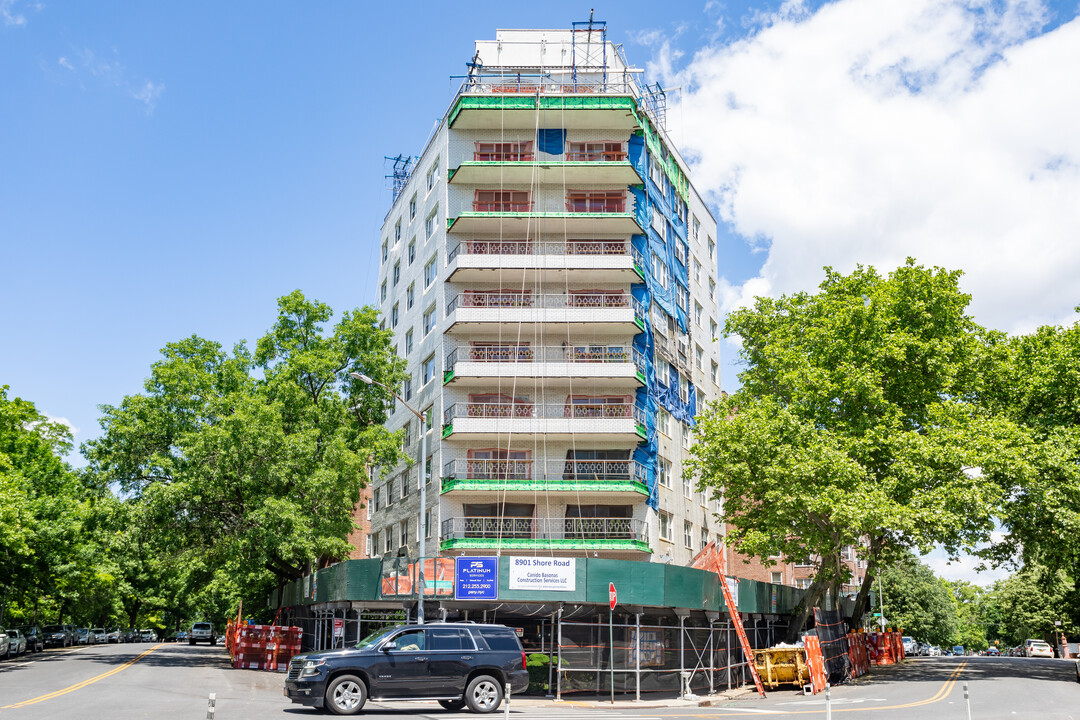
[631,283,659,510]
[537,129,566,155]
[628,133,647,178]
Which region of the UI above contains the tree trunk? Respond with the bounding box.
[784,572,829,642]
[849,566,876,631]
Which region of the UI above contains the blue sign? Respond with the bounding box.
[455,556,499,601]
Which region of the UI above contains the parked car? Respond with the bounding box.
[175,631,189,642]
[18,625,45,653]
[189,622,216,646]
[6,629,27,657]
[285,622,529,715]
[0,628,10,659]
[952,645,965,656]
[104,627,120,643]
[986,646,1000,656]
[1027,641,1054,658]
[90,628,107,644]
[139,629,157,642]
[929,645,942,656]
[42,624,73,648]
[902,636,916,655]
[76,627,92,645]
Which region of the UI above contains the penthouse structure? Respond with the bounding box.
[367,22,724,568]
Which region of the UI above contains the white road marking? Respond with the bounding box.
[776,697,887,706]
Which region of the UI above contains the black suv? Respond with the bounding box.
[284,622,529,715]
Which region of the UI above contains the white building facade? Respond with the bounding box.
[368,26,723,568]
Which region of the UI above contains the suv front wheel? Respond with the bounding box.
[465,675,503,714]
[325,674,367,716]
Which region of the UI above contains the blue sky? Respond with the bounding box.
[3,1,1078,584]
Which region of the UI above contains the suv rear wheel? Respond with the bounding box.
[465,675,503,713]
[325,674,367,715]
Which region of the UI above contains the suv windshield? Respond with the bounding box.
[44,625,63,632]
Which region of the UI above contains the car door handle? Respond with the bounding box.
[414,657,427,662]
[460,656,473,660]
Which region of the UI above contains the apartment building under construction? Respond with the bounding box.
[366,21,727,570]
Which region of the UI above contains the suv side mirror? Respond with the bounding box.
[382,641,397,651]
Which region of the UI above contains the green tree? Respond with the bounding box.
[978,314,1080,576]
[0,386,89,626]
[84,291,406,618]
[989,565,1076,647]
[877,554,957,647]
[688,261,1007,636]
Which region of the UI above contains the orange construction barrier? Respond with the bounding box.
[804,635,828,694]
[230,624,302,671]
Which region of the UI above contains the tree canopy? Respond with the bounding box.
[83,291,405,618]
[688,260,1009,634]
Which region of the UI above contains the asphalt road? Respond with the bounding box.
[0,645,1077,719]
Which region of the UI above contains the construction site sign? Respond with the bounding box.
[509,557,576,591]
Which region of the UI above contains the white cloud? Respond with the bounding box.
[44,413,79,437]
[0,0,38,27]
[57,56,74,70]
[663,0,1080,337]
[131,80,165,113]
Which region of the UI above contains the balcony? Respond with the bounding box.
[441,401,647,442]
[450,142,641,186]
[441,458,650,496]
[446,239,644,284]
[440,516,650,553]
[443,343,646,390]
[444,291,647,335]
[448,190,642,236]
[448,79,641,131]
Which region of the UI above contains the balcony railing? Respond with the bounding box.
[443,401,646,426]
[445,344,646,374]
[459,76,639,97]
[443,458,648,484]
[441,516,648,542]
[565,191,626,213]
[565,143,628,162]
[446,291,632,313]
[448,239,629,261]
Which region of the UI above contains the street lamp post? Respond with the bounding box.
[351,371,427,625]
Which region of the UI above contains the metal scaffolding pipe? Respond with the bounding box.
[556,606,563,702]
[634,613,641,702]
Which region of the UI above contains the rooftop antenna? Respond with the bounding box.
[384,154,415,201]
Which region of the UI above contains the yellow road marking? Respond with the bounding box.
[651,661,968,717]
[1,644,165,710]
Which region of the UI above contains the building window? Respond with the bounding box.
[684,520,693,549]
[710,319,718,340]
[381,240,388,263]
[696,345,704,371]
[711,361,719,385]
[422,406,433,433]
[380,281,387,302]
[658,409,671,436]
[400,520,409,548]
[409,195,417,220]
[365,534,371,555]
[392,261,401,287]
[423,305,436,336]
[474,140,534,162]
[402,422,412,449]
[708,278,716,301]
[565,189,625,213]
[694,302,703,326]
[474,189,531,212]
[701,527,709,549]
[693,258,701,284]
[426,207,438,238]
[683,471,693,498]
[384,528,392,554]
[658,457,672,488]
[425,455,432,486]
[652,254,668,289]
[394,220,401,243]
[424,257,437,287]
[682,425,691,449]
[421,354,436,385]
[772,571,783,585]
[373,486,381,511]
[391,303,399,328]
[408,240,416,265]
[403,376,412,401]
[708,236,715,260]
[660,511,673,542]
[427,158,439,191]
[407,282,415,309]
[692,216,700,241]
[405,329,414,355]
